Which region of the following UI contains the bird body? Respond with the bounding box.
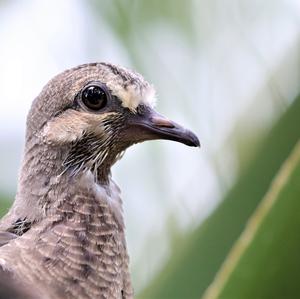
[0,174,132,299]
[0,63,199,298]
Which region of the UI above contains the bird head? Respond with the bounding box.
[27,63,199,183]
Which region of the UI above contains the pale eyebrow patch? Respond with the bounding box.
[100,62,157,112]
[110,83,156,112]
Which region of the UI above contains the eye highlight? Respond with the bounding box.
[81,84,108,111]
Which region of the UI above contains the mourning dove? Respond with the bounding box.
[0,63,199,299]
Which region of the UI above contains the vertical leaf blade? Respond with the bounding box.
[204,141,300,299]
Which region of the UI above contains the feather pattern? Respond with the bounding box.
[0,174,133,299]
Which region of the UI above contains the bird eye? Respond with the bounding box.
[81,85,108,111]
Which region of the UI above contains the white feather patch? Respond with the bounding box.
[102,63,157,112]
[113,84,156,112]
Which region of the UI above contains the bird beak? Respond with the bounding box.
[124,106,200,147]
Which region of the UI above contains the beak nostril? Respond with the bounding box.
[151,116,175,128]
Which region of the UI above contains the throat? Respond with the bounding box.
[63,133,127,184]
[64,150,120,185]
[92,151,125,184]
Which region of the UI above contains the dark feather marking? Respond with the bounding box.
[74,228,96,279]
[43,257,52,265]
[82,264,92,279]
[74,230,88,246]
[62,114,128,184]
[68,277,79,285]
[7,218,32,236]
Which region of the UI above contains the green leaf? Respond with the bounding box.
[139,96,300,299]
[204,140,300,299]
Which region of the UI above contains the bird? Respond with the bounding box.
[0,62,199,299]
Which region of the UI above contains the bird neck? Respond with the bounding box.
[8,137,68,223]
[4,135,121,228]
[61,131,127,185]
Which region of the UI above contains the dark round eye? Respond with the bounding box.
[81,85,108,111]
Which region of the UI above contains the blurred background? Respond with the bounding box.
[0,1,300,298]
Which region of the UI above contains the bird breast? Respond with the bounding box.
[0,171,132,299]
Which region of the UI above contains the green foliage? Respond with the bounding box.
[0,196,11,217]
[139,96,300,299]
[89,0,196,70]
[205,141,300,299]
[91,0,194,39]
